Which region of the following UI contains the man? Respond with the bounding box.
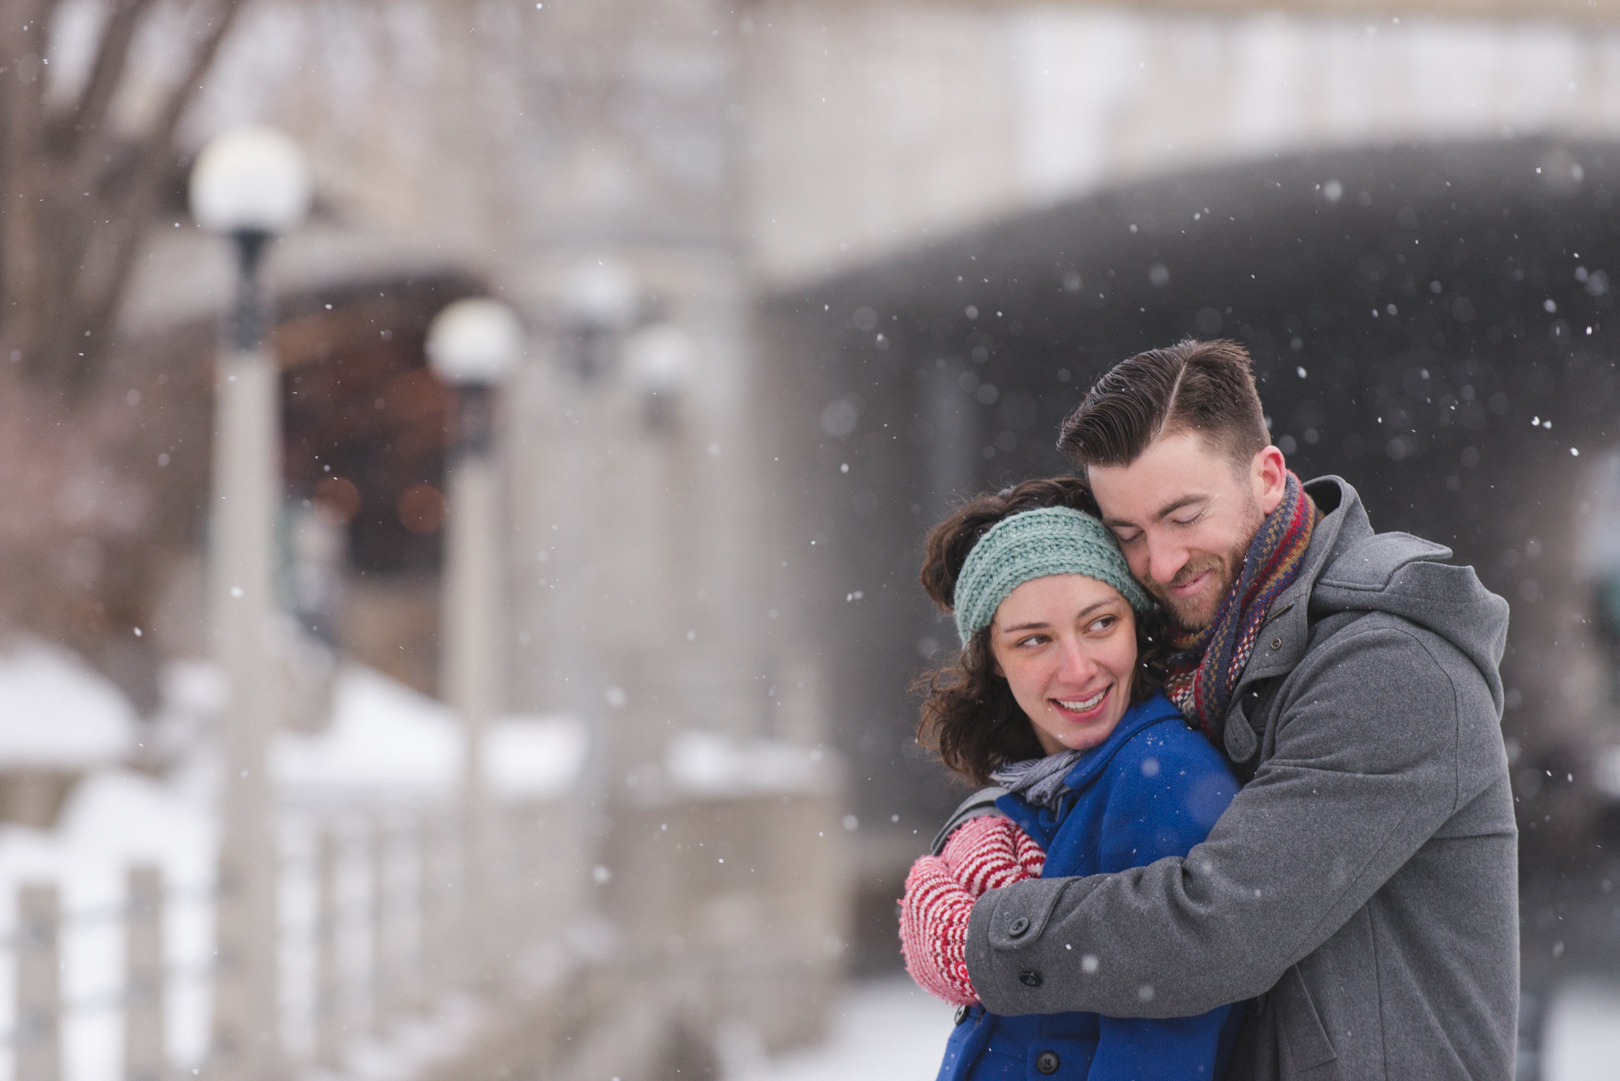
[962,340,1517,1079]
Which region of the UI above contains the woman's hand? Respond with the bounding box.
[940,815,1046,895]
[898,816,1046,1005]
[899,854,979,1006]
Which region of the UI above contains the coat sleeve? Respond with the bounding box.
[1084,734,1237,1081]
[965,620,1467,1019]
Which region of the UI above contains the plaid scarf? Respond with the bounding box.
[1166,472,1318,743]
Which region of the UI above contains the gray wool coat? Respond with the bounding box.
[963,476,1518,1081]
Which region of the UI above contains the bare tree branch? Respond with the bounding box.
[66,0,246,392]
[57,0,158,157]
[148,0,246,169]
[0,0,60,374]
[0,0,251,701]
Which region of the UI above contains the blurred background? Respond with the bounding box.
[0,0,1619,1078]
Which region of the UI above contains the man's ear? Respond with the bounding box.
[1252,444,1288,515]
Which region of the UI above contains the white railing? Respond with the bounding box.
[0,744,847,1081]
[0,805,485,1081]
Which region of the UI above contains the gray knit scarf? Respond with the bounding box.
[991,749,1084,810]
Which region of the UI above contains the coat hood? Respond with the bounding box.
[1302,476,1510,718]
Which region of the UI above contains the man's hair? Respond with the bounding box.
[1056,338,1269,473]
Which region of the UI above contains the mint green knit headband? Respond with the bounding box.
[952,506,1153,644]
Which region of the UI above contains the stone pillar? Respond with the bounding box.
[126,866,167,1081]
[15,884,60,1081]
[206,343,285,1081]
[441,396,505,987]
[416,812,460,1004]
[313,828,342,1069]
[368,817,401,1035]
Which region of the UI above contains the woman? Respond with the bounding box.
[899,477,1242,1081]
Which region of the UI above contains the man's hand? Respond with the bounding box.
[900,816,1046,1005]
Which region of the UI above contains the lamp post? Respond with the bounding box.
[426,297,524,987]
[623,321,694,434]
[560,259,639,380]
[615,320,694,776]
[549,261,641,859]
[189,125,310,1081]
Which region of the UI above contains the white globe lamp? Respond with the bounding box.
[189,126,311,237]
[427,298,525,388]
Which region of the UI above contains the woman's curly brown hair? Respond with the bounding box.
[914,477,1172,786]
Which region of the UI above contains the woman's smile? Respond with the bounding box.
[1051,685,1110,718]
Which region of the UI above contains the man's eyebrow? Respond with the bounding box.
[1152,494,1207,520]
[1102,494,1206,531]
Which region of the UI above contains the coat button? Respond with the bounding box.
[1008,917,1030,937]
[1019,969,1043,988]
[1036,1050,1061,1074]
[954,1004,969,1025]
[1271,638,1282,650]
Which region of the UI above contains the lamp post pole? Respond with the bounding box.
[190,127,309,1081]
[616,320,695,771]
[427,299,524,987]
[554,262,640,848]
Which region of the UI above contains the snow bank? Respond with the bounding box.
[0,638,136,768]
[484,715,587,802]
[273,665,587,804]
[158,659,227,722]
[666,730,832,796]
[272,665,462,802]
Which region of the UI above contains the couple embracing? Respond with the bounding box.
[899,340,1517,1081]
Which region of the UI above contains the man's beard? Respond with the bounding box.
[1151,493,1267,632]
[1148,548,1246,631]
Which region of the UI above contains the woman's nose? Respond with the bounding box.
[1055,638,1098,682]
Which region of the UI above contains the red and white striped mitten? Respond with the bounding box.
[940,814,1046,895]
[898,854,979,1006]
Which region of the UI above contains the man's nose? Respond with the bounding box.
[1146,531,1189,587]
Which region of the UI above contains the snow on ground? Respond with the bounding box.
[1542,978,1620,1081]
[722,977,954,1081]
[729,974,1620,1081]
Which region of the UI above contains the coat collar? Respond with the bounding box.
[1219,475,1371,761]
[1056,692,1185,796]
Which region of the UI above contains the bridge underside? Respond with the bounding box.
[764,138,1620,938]
[949,0,1620,23]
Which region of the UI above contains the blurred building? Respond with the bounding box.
[113,0,1620,991]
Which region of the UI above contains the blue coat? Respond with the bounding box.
[935,692,1243,1081]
